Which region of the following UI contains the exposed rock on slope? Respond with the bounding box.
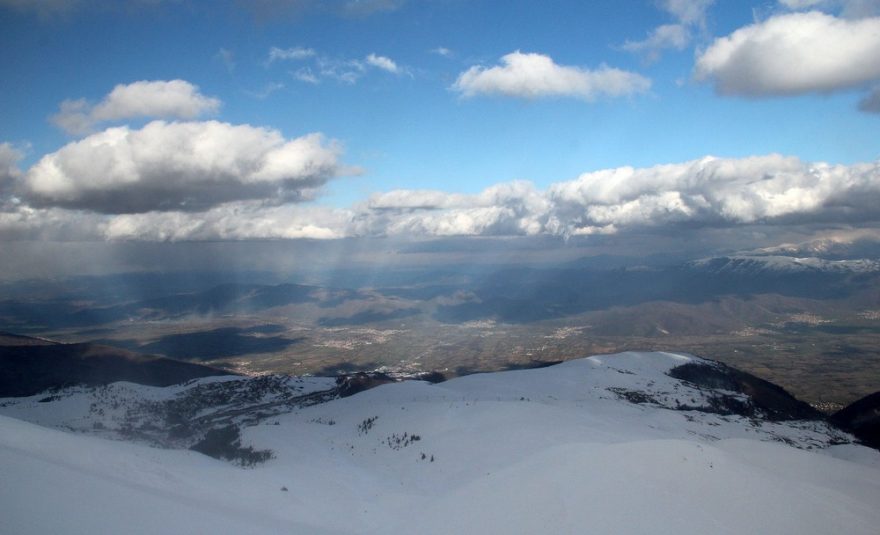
[667,359,823,421]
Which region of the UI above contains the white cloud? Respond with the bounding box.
[452,51,651,101]
[52,80,221,135]
[357,181,550,237]
[0,204,105,241]
[245,82,285,99]
[273,51,366,85]
[622,1,714,61]
[21,120,346,214]
[694,12,880,96]
[661,0,714,26]
[102,202,352,241]
[316,57,367,84]
[431,47,453,57]
[5,151,880,242]
[355,155,880,239]
[266,46,316,65]
[365,53,400,74]
[281,50,406,84]
[293,68,320,84]
[548,155,880,235]
[367,189,471,210]
[622,24,691,60]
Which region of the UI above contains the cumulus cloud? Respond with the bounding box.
[21,120,346,214]
[548,155,880,235]
[452,51,651,101]
[4,151,879,242]
[52,80,221,135]
[365,53,400,74]
[355,155,880,239]
[356,181,550,237]
[694,12,880,97]
[0,204,106,241]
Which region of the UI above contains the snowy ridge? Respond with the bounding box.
[0,374,338,450]
[689,254,880,274]
[2,351,880,534]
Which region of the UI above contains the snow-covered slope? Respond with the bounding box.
[689,254,880,274]
[2,352,879,534]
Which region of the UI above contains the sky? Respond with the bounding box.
[0,0,879,277]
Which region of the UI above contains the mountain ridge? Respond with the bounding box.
[0,333,233,397]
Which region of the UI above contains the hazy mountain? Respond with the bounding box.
[688,255,880,275]
[0,333,232,397]
[2,251,878,332]
[748,234,880,260]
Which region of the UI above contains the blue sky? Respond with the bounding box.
[0,0,879,270]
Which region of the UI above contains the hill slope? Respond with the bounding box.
[833,391,880,449]
[0,334,233,397]
[1,352,879,534]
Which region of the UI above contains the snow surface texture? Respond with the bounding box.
[2,351,879,534]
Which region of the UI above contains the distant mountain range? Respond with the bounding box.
[0,332,231,397]
[1,253,877,331]
[688,255,880,275]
